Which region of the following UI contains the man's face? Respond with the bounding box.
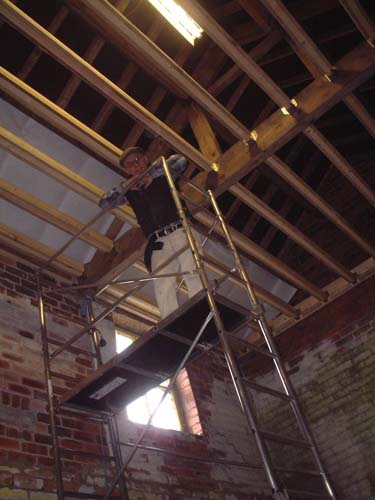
[123,152,149,177]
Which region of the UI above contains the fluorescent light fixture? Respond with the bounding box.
[147,0,203,45]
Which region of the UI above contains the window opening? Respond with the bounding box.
[115,330,182,431]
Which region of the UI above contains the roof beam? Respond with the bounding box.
[194,209,326,301]
[259,0,375,209]
[208,29,282,98]
[271,258,375,336]
[92,18,164,134]
[266,155,375,259]
[0,0,211,170]
[188,103,221,163]
[187,104,355,284]
[213,41,375,194]
[17,6,69,81]
[0,223,83,277]
[229,183,356,282]
[122,42,192,149]
[304,126,375,209]
[56,0,129,109]
[261,0,333,77]
[343,94,375,140]
[178,0,290,108]
[65,0,249,139]
[0,126,136,225]
[0,68,121,169]
[339,0,375,47]
[0,179,113,252]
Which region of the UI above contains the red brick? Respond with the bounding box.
[22,442,49,456]
[21,397,30,410]
[6,428,19,439]
[2,391,11,405]
[8,383,31,396]
[35,433,52,445]
[8,450,36,466]
[1,272,20,283]
[22,377,45,390]
[15,285,35,298]
[5,265,24,277]
[11,394,20,408]
[37,456,55,467]
[0,437,20,450]
[2,352,24,363]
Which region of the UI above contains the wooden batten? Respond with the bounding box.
[0,125,136,225]
[270,258,375,335]
[0,179,113,252]
[0,223,84,277]
[266,155,375,259]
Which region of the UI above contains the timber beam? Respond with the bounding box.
[0,179,113,253]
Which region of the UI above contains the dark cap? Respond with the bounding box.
[119,146,145,168]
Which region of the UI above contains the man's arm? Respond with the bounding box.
[99,185,129,209]
[149,154,188,180]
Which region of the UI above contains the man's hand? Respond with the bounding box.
[98,187,125,209]
[121,173,153,191]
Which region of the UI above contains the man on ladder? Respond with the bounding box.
[99,146,202,318]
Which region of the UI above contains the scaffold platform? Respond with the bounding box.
[62,290,250,412]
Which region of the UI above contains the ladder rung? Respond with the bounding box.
[259,430,311,449]
[60,447,115,461]
[119,362,167,381]
[243,379,293,401]
[227,334,277,358]
[64,493,119,499]
[51,370,81,383]
[286,489,332,499]
[274,465,322,477]
[160,329,209,351]
[47,336,97,358]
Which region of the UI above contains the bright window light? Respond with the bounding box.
[115,331,182,431]
[147,0,203,46]
[115,332,134,353]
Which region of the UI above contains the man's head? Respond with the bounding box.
[119,146,149,177]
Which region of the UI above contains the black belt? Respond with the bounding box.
[151,222,183,240]
[144,222,183,273]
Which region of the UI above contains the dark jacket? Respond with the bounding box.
[127,176,180,239]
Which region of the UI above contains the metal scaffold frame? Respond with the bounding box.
[35,157,338,500]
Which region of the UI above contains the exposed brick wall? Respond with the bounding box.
[0,252,269,500]
[3,249,373,499]
[0,252,123,499]
[243,275,375,499]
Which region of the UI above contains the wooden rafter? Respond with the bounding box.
[122,42,192,149]
[271,258,375,336]
[259,0,375,209]
[92,18,164,134]
[339,0,375,46]
[0,179,113,252]
[0,126,135,225]
[1,0,374,321]
[266,155,375,259]
[0,223,83,277]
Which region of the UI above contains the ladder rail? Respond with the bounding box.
[207,189,337,500]
[162,158,284,497]
[37,277,129,500]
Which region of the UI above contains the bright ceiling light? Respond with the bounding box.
[147,0,203,45]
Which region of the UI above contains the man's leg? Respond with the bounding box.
[151,235,180,319]
[172,228,203,299]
